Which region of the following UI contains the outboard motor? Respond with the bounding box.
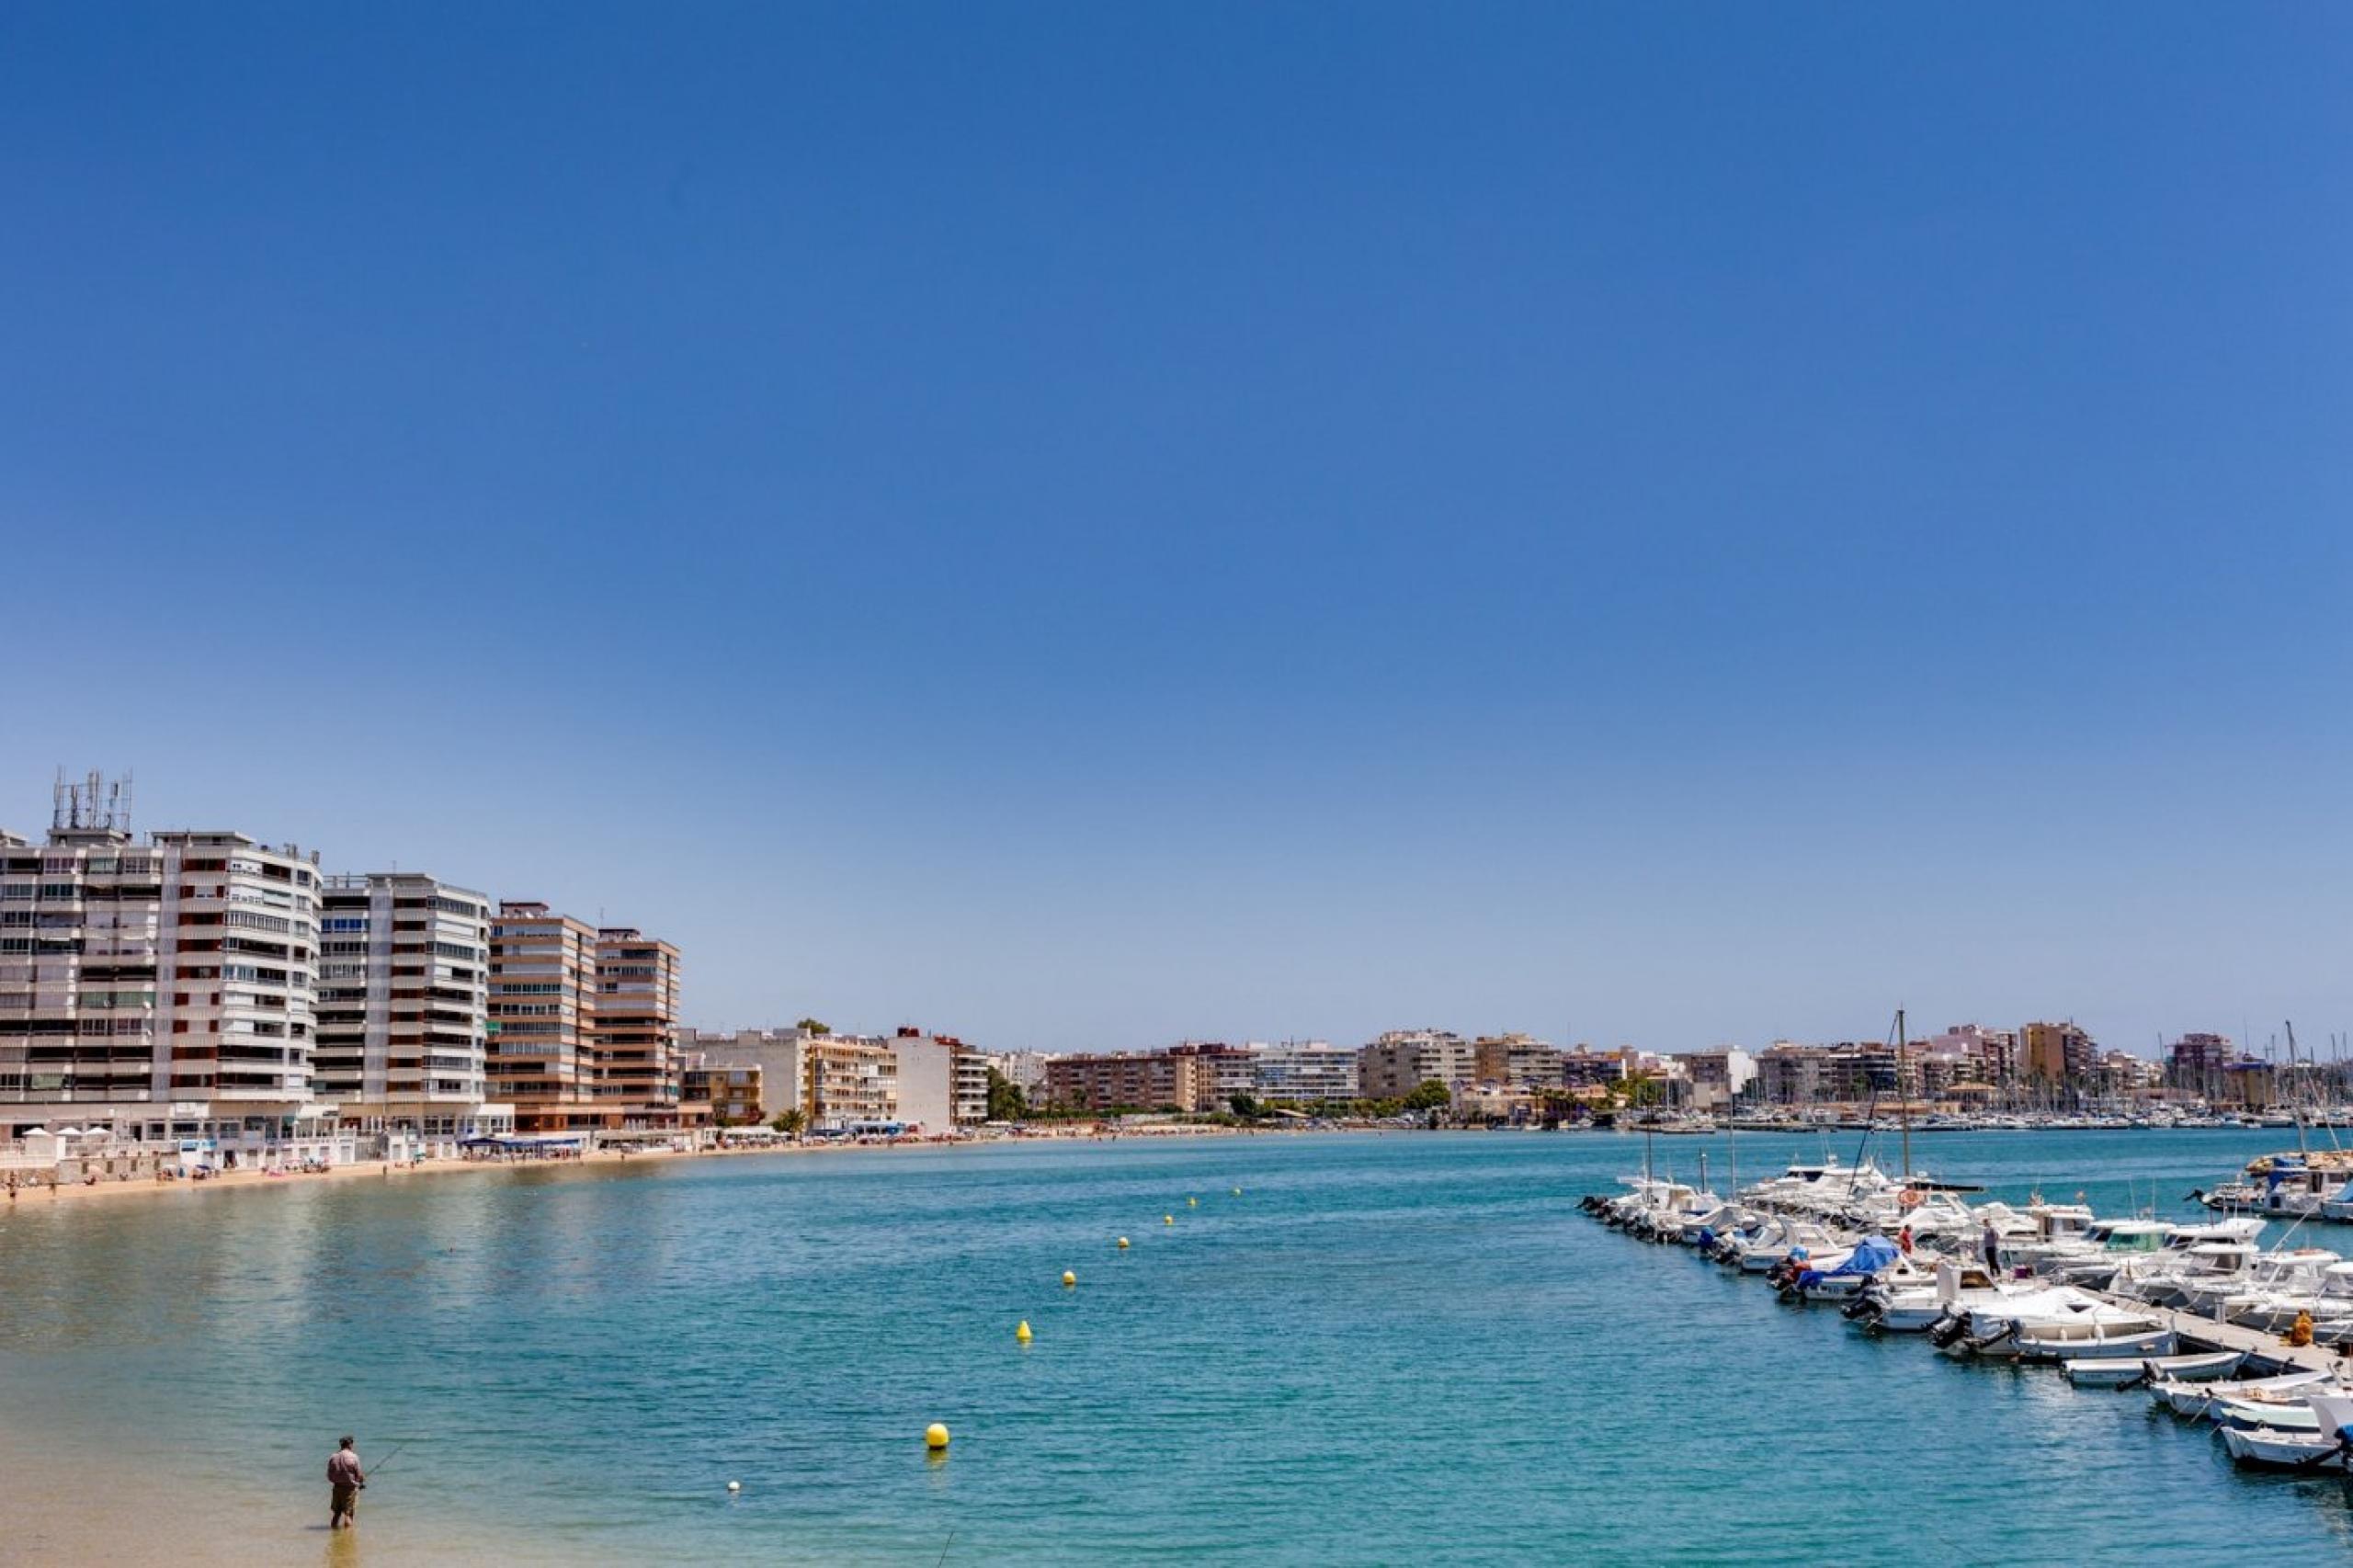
[1959,1318,2020,1355]
[1926,1309,1970,1347]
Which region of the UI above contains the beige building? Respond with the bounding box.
[2023,1020,2096,1084]
[591,926,686,1126]
[1043,1049,1215,1113]
[489,903,687,1131]
[1357,1029,1475,1099]
[487,902,598,1130]
[804,1033,897,1128]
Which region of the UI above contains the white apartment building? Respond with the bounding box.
[314,872,509,1156]
[1249,1040,1358,1102]
[890,1032,965,1132]
[0,781,346,1166]
[988,1051,1052,1094]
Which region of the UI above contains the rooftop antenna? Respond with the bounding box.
[53,768,132,834]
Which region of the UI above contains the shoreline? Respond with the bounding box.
[0,1117,2284,1217]
[0,1119,1279,1212]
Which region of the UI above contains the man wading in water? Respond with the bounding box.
[327,1436,366,1529]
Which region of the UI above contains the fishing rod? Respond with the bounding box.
[364,1438,418,1483]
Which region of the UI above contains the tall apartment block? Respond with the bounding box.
[0,775,341,1164]
[488,902,687,1132]
[313,872,506,1154]
[592,926,683,1124]
[486,902,597,1130]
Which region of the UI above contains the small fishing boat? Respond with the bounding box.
[2063,1350,2243,1388]
[2218,1394,2353,1469]
[2008,1312,2175,1362]
[2151,1367,2334,1420]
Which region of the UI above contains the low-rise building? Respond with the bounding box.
[1043,1049,1213,1113]
[685,1062,763,1124]
[680,1028,805,1120]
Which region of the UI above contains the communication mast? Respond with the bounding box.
[51,768,133,835]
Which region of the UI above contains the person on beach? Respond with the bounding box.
[327,1436,366,1529]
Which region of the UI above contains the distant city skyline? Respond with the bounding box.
[6,7,2347,1055]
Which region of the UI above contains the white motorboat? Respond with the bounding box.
[1865,1261,2040,1334]
[2040,1219,2174,1288]
[2063,1350,2243,1388]
[2178,1248,2340,1317]
[1733,1219,1842,1273]
[2109,1242,2258,1309]
[2221,1260,2353,1333]
[2151,1366,2334,1420]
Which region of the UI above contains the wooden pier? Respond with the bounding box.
[2086,1289,2351,1377]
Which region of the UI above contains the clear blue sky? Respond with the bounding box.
[4,6,2347,1055]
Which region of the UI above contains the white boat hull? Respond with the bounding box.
[2063,1351,2241,1388]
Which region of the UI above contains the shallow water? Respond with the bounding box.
[4,1129,2352,1565]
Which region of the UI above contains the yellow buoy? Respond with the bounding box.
[1164,1214,1174,1225]
[925,1422,951,1450]
[1232,1187,1242,1197]
[1188,1196,1198,1208]
[1062,1270,1077,1287]
[1016,1320,1032,1343]
[1117,1236,1130,1249]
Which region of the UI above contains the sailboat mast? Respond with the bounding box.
[1897,1007,1912,1181]
[2289,1021,2310,1160]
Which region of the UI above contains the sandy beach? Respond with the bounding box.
[0,1122,1269,1212]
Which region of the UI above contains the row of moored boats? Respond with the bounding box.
[1580,1155,2353,1471]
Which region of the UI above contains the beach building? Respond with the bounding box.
[591,926,688,1127]
[313,872,509,1157]
[487,903,598,1130]
[683,1062,762,1124]
[489,903,688,1132]
[888,1029,988,1131]
[1043,1048,1214,1113]
[682,1028,805,1119]
[1357,1028,1475,1099]
[804,1033,897,1128]
[1248,1040,1358,1102]
[0,776,347,1165]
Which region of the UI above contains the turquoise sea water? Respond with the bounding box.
[6,1129,2353,1564]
